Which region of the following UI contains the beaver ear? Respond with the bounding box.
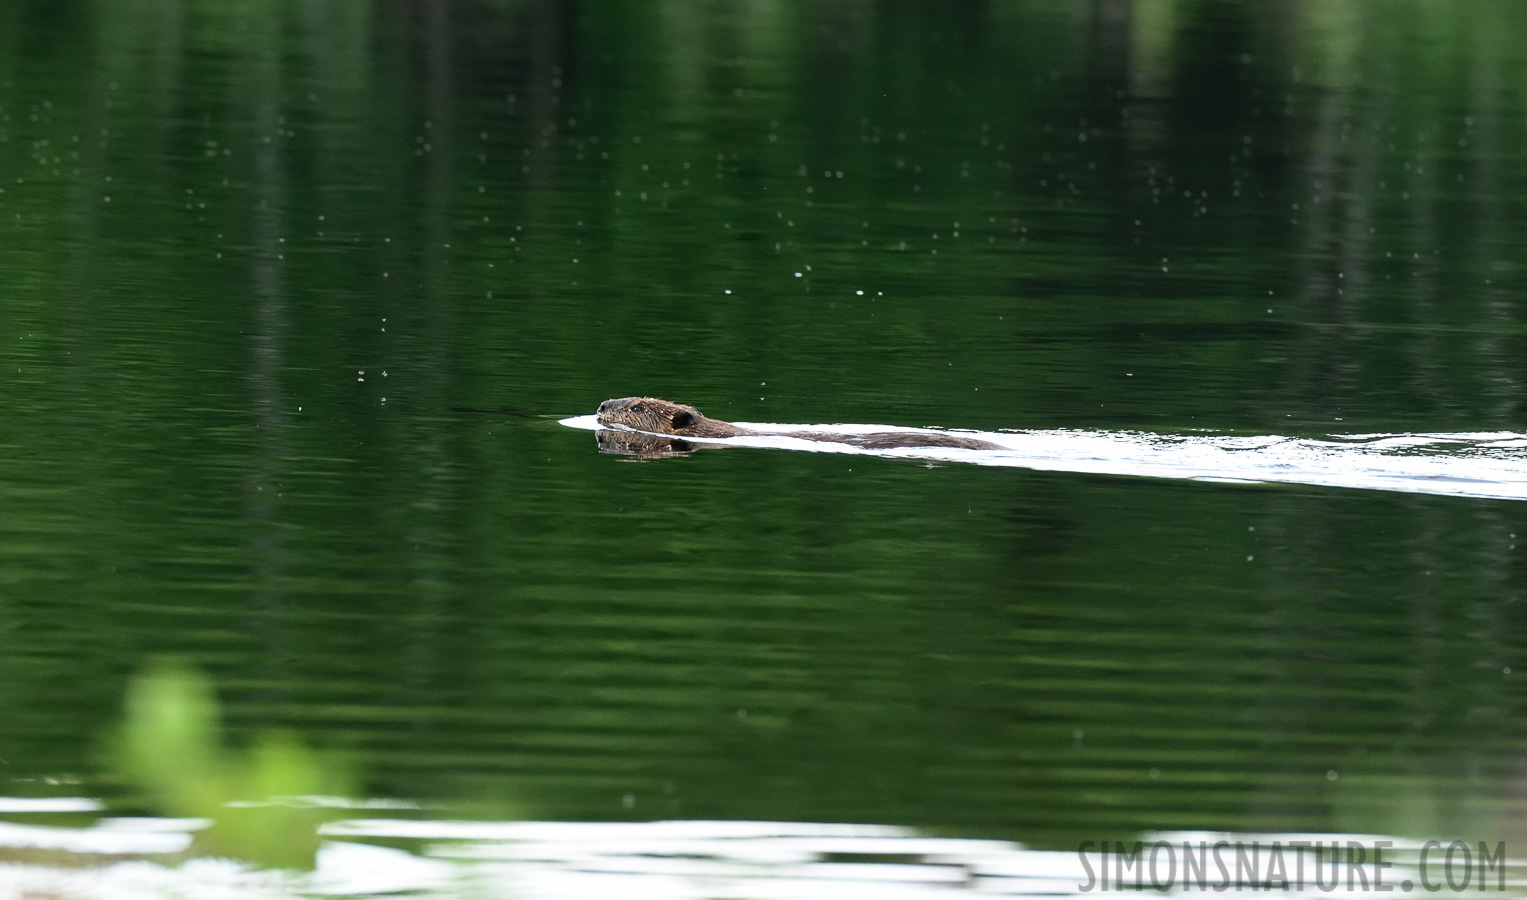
[672,410,696,429]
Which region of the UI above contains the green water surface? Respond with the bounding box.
[2,0,1527,848]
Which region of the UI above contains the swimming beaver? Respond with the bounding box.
[595,397,1003,452]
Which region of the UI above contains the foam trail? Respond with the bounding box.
[560,416,1527,501]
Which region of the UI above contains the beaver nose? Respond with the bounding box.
[597,399,611,414]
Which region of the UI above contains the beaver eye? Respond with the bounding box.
[631,403,645,413]
[672,410,696,429]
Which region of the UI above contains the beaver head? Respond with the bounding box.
[596,397,704,435]
[596,397,753,439]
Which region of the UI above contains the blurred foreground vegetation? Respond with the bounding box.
[114,662,354,868]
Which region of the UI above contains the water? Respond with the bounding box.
[4,0,1527,893]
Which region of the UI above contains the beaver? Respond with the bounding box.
[595,397,1003,453]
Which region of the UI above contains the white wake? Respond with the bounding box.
[562,415,1527,501]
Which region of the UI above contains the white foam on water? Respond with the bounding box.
[3,818,1524,900]
[0,796,102,813]
[0,818,197,854]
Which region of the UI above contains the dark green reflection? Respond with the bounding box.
[0,0,1525,847]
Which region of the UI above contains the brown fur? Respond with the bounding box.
[595,396,1002,453]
